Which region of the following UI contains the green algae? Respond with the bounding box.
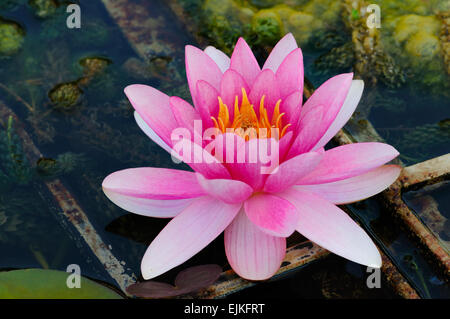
[28,0,58,18]
[0,17,25,56]
[182,0,343,52]
[48,81,83,111]
[379,6,449,94]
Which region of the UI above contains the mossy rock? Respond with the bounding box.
[378,0,448,16]
[0,269,123,299]
[201,0,255,53]
[48,82,83,110]
[28,0,59,18]
[301,0,341,26]
[79,56,111,78]
[405,31,440,58]
[203,0,254,24]
[393,15,441,43]
[288,11,322,45]
[251,9,284,45]
[0,18,25,56]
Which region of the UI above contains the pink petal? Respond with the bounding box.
[291,73,353,155]
[244,194,298,237]
[141,197,242,279]
[204,46,230,73]
[263,33,298,72]
[134,112,173,154]
[264,151,323,193]
[102,168,204,217]
[225,210,286,280]
[281,91,302,127]
[220,69,249,120]
[279,131,294,160]
[169,96,203,140]
[286,105,324,159]
[103,167,204,200]
[297,165,401,204]
[185,45,223,107]
[230,37,261,86]
[172,138,231,180]
[169,96,201,132]
[103,193,193,218]
[125,84,178,148]
[312,80,364,150]
[280,188,382,268]
[249,69,281,119]
[196,80,218,128]
[275,48,304,98]
[296,142,400,185]
[218,134,280,191]
[196,173,253,204]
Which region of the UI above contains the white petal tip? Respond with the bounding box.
[141,264,160,280]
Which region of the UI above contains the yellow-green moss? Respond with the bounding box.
[251,9,284,45]
[405,31,440,58]
[0,18,25,56]
[28,0,58,18]
[378,0,448,16]
[393,15,441,43]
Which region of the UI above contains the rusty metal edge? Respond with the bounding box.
[0,101,136,296]
[334,128,450,277]
[383,180,450,277]
[400,154,450,189]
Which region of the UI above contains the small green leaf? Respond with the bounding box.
[0,269,123,299]
[351,8,360,20]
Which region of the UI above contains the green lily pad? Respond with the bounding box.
[0,269,123,299]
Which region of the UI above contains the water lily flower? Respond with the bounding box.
[102,34,401,281]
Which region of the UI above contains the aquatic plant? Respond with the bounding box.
[36,152,85,176]
[342,0,405,88]
[379,6,449,94]
[0,17,25,56]
[28,0,58,18]
[182,0,342,54]
[102,34,401,280]
[48,81,83,110]
[0,209,23,242]
[0,116,32,185]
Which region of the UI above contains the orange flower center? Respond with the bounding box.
[210,88,291,141]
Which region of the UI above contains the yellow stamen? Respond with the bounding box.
[210,88,292,140]
[271,100,281,126]
[281,123,292,137]
[218,97,230,128]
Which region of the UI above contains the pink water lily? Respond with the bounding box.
[102,34,401,281]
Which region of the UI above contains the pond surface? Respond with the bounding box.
[0,0,448,298]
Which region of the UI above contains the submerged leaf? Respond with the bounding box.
[175,264,222,291]
[126,264,222,298]
[126,281,187,298]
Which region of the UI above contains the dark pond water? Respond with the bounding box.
[0,0,448,298]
